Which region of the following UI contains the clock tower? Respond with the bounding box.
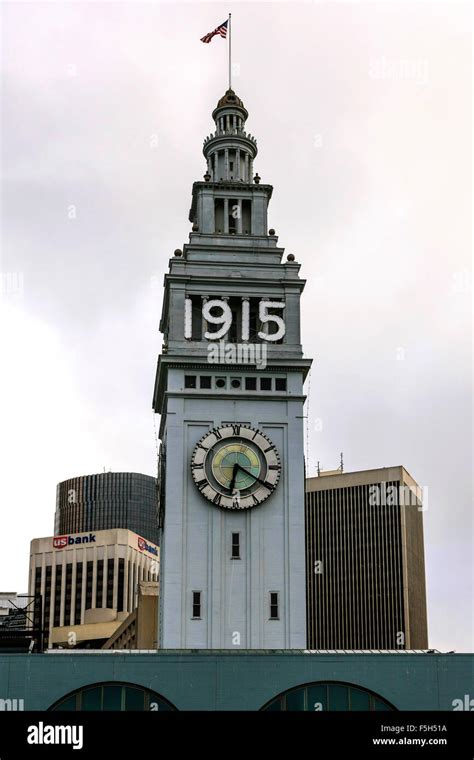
[153,89,312,649]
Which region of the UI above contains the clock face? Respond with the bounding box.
[191,425,281,510]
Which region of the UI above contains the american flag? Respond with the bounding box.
[200,19,228,44]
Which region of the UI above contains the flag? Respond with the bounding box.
[200,19,228,44]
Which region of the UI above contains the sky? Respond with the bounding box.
[0,1,472,651]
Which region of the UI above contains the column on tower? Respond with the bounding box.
[223,198,229,234]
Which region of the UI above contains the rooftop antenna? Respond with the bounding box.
[340,452,344,472]
[317,461,321,476]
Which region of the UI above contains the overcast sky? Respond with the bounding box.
[0,1,471,652]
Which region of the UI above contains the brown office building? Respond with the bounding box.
[305,466,428,650]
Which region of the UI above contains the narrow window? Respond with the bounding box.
[215,198,224,233]
[228,198,238,234]
[192,591,202,619]
[269,592,279,620]
[231,533,240,559]
[242,199,251,234]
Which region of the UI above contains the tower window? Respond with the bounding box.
[185,376,197,389]
[215,198,224,233]
[245,377,257,391]
[269,592,279,620]
[242,199,251,234]
[260,377,272,391]
[192,591,202,619]
[275,378,287,391]
[228,198,238,234]
[231,533,240,559]
[200,376,212,389]
[229,161,234,172]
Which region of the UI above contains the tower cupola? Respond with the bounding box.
[203,89,257,183]
[190,89,272,236]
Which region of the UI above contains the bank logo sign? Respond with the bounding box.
[138,537,158,556]
[53,533,96,548]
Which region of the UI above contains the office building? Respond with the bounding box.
[305,466,428,649]
[28,529,159,649]
[54,472,159,546]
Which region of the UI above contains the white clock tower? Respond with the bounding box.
[153,89,312,649]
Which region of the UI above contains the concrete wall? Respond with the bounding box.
[0,652,471,711]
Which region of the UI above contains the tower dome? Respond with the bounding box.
[204,89,256,184]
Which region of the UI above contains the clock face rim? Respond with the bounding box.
[191,425,281,510]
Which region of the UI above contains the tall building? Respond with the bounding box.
[29,529,159,649]
[153,89,312,648]
[305,466,428,650]
[54,472,159,546]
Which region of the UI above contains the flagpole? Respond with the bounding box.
[228,13,232,90]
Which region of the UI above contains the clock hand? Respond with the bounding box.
[228,463,239,494]
[234,463,273,490]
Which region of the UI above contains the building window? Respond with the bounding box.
[106,559,114,609]
[86,561,93,610]
[200,376,212,389]
[74,563,82,625]
[184,375,197,389]
[192,591,202,619]
[230,378,241,389]
[50,683,177,712]
[269,592,279,620]
[275,378,287,391]
[117,558,125,613]
[260,377,272,391]
[96,560,104,608]
[231,533,240,559]
[261,682,396,712]
[245,377,257,390]
[215,377,226,389]
[53,566,62,627]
